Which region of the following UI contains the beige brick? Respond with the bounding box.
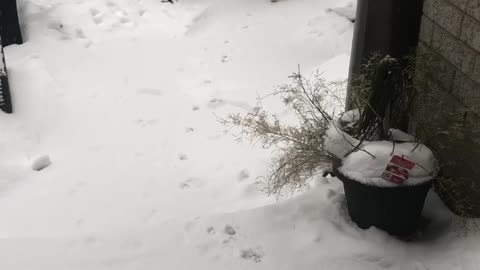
[424,0,464,36]
[419,16,435,45]
[460,16,480,53]
[432,26,476,74]
[447,0,469,10]
[412,67,480,216]
[473,56,480,84]
[412,78,466,136]
[417,42,457,90]
[452,71,480,114]
[466,0,480,22]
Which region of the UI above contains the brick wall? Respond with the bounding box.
[413,0,480,216]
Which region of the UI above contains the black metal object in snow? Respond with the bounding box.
[0,0,22,113]
[346,0,424,109]
[0,42,12,113]
[0,0,23,47]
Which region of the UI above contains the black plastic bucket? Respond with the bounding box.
[333,164,432,236]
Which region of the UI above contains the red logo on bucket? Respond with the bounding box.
[382,155,416,184]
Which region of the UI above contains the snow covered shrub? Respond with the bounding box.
[222,55,441,236]
[220,71,346,194]
[222,55,438,195]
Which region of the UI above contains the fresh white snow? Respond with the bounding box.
[324,121,360,158]
[339,141,436,187]
[0,0,479,269]
[325,122,437,187]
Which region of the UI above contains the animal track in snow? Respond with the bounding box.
[88,1,144,30]
[237,169,250,181]
[75,28,87,39]
[179,177,204,190]
[207,97,252,111]
[194,223,265,264]
[224,225,236,235]
[46,20,92,47]
[90,8,104,25]
[206,226,216,234]
[207,98,225,109]
[221,55,231,63]
[240,248,263,263]
[135,118,159,127]
[356,254,394,269]
[47,21,68,35]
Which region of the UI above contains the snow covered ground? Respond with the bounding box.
[0,0,479,269]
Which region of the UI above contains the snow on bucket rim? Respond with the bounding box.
[325,123,438,187]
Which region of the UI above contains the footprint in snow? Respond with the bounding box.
[118,14,133,25]
[224,225,236,235]
[135,118,159,127]
[47,21,71,40]
[75,28,86,39]
[89,1,141,31]
[237,169,250,181]
[75,29,92,48]
[185,127,195,133]
[356,254,394,269]
[179,177,204,190]
[192,105,200,111]
[244,183,260,195]
[221,55,231,63]
[207,98,225,109]
[206,226,216,234]
[202,225,236,238]
[240,248,263,263]
[219,225,238,245]
[178,154,188,161]
[90,8,104,25]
